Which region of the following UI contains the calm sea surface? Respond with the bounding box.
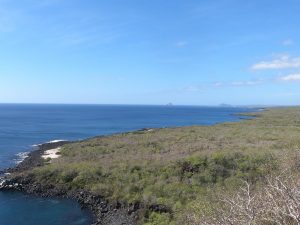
[0,104,256,225]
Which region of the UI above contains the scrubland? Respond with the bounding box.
[21,107,300,224]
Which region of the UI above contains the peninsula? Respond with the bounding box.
[2,107,300,225]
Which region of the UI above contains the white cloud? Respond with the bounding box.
[251,55,300,70]
[282,39,293,46]
[279,74,300,82]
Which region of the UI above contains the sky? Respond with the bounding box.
[0,0,300,105]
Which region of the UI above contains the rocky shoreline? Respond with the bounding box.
[0,141,146,225]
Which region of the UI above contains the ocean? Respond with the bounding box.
[0,104,255,225]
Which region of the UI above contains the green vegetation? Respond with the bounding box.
[17,107,300,224]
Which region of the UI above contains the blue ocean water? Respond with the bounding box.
[0,104,255,225]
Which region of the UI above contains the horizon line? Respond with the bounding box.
[0,102,294,108]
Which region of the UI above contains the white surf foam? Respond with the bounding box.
[35,140,67,146]
[14,152,30,164]
[31,140,67,147]
[48,140,67,143]
[0,178,5,186]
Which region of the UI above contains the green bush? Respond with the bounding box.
[144,212,174,225]
[179,151,276,184]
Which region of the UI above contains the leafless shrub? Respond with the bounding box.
[186,173,300,225]
[263,174,300,225]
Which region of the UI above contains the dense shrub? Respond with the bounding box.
[179,151,276,184]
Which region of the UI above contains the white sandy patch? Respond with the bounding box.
[42,147,61,160]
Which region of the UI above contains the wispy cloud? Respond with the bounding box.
[282,39,293,46]
[213,82,223,87]
[251,55,300,70]
[230,80,263,86]
[205,34,266,53]
[31,0,63,7]
[181,78,264,93]
[181,85,204,92]
[0,0,128,46]
[175,41,188,48]
[279,74,300,82]
[274,92,298,97]
[50,27,123,46]
[180,72,300,93]
[192,0,236,19]
[0,1,22,32]
[42,7,128,47]
[0,0,61,33]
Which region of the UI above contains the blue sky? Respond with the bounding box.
[0,0,300,105]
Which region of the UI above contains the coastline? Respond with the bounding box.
[0,108,263,225]
[0,140,150,225]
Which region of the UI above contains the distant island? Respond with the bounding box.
[2,107,300,225]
